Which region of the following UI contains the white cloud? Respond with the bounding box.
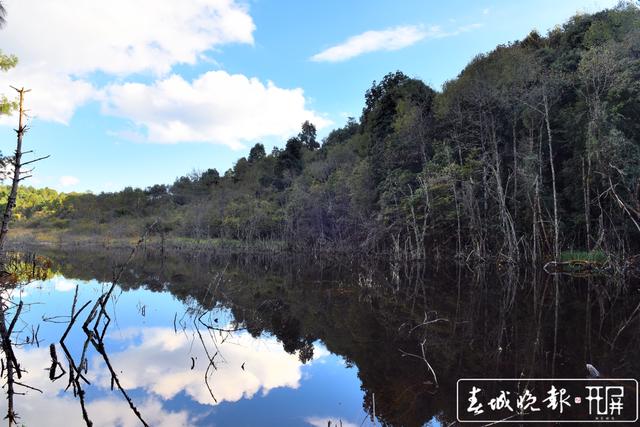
[1,0,254,76]
[15,395,191,427]
[103,71,332,148]
[10,346,192,427]
[0,69,95,125]
[49,275,78,292]
[310,23,484,63]
[0,0,255,125]
[94,326,328,405]
[311,25,431,62]
[7,323,329,424]
[0,1,329,145]
[59,175,80,187]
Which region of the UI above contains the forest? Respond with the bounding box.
[3,4,640,264]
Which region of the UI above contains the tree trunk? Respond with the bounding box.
[0,88,28,255]
[543,90,560,260]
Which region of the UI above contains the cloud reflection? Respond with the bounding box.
[96,326,327,405]
[4,324,328,425]
[2,346,191,426]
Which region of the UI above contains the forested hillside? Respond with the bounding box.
[4,4,640,262]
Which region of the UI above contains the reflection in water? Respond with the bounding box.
[306,417,359,427]
[9,317,330,426]
[0,246,639,426]
[95,326,327,405]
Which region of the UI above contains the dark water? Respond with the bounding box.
[1,247,639,426]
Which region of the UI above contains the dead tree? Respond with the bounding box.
[0,299,23,425]
[542,87,560,261]
[0,87,48,255]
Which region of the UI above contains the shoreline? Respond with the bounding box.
[6,228,286,254]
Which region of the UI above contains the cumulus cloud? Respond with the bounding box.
[0,1,328,146]
[103,71,331,148]
[1,0,254,76]
[49,275,78,292]
[16,395,191,427]
[0,69,95,125]
[94,326,328,405]
[311,23,483,62]
[11,346,192,427]
[8,322,329,424]
[59,175,80,187]
[0,0,255,125]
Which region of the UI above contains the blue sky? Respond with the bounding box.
[0,0,620,193]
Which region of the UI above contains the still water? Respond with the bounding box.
[1,247,638,426]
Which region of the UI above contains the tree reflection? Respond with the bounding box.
[3,245,640,426]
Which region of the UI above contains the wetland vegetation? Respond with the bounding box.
[0,3,639,427]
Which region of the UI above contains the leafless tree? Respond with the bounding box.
[0,88,48,255]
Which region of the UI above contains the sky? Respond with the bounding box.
[0,0,622,193]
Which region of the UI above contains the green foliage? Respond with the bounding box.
[559,250,607,263]
[0,50,17,115]
[248,143,266,163]
[10,4,640,259]
[0,51,16,71]
[298,121,319,150]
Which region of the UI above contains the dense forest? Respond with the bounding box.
[3,4,640,263]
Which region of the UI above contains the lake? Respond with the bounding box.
[1,246,638,426]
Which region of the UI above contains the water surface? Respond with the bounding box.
[1,247,639,426]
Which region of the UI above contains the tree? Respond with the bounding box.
[298,121,318,150]
[233,157,249,181]
[322,117,359,148]
[0,52,17,114]
[277,137,304,174]
[0,88,35,252]
[200,168,220,186]
[0,0,16,114]
[145,184,168,200]
[0,11,23,252]
[3,5,640,260]
[248,143,266,163]
[0,52,17,178]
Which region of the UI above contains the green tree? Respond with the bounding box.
[200,168,220,186]
[248,143,266,163]
[0,52,17,115]
[277,137,304,175]
[298,121,318,150]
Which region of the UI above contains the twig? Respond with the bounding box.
[399,338,438,386]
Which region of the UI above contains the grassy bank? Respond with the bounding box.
[6,227,285,253]
[559,250,608,263]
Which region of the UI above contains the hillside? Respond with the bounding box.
[4,4,640,262]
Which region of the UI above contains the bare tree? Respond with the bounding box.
[520,54,566,261]
[542,85,560,261]
[0,88,48,255]
[577,43,621,251]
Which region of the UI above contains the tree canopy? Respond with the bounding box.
[5,4,640,261]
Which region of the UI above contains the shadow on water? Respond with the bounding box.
[0,244,638,426]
